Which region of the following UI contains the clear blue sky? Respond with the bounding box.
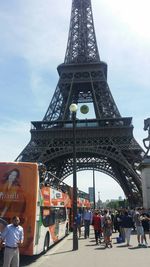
[0,0,150,201]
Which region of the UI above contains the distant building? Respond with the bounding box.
[110,197,123,202]
[88,187,94,202]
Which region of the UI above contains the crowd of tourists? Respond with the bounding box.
[77,207,150,248]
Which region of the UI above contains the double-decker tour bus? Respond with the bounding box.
[0,162,72,255]
[77,190,91,210]
[0,162,90,255]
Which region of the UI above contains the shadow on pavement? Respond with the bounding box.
[116,244,128,248]
[85,244,98,247]
[128,246,149,250]
[45,249,73,256]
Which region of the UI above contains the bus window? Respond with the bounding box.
[41,207,55,227]
[58,208,66,222]
[56,192,61,198]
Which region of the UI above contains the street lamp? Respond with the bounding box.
[92,160,96,209]
[98,191,101,209]
[69,103,78,251]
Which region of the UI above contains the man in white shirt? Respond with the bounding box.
[0,216,24,267]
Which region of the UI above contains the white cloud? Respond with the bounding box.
[0,119,30,161]
[93,0,150,40]
[0,0,72,109]
[0,0,70,67]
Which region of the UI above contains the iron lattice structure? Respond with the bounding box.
[16,0,144,206]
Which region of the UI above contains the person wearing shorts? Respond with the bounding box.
[133,208,144,247]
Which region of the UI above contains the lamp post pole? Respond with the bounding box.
[92,162,96,210]
[70,104,78,251]
[98,191,100,209]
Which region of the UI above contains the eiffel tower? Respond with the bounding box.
[16,0,144,205]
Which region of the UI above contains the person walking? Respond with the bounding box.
[101,209,113,248]
[83,208,92,239]
[133,208,144,247]
[103,216,113,248]
[92,210,102,245]
[121,211,134,246]
[0,216,24,267]
[140,208,150,247]
[76,209,82,238]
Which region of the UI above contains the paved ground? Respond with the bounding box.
[28,228,150,267]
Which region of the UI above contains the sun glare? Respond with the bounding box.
[103,0,150,40]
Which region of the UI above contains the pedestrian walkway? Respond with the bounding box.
[33,227,150,267]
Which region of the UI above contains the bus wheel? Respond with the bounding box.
[43,233,49,253]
